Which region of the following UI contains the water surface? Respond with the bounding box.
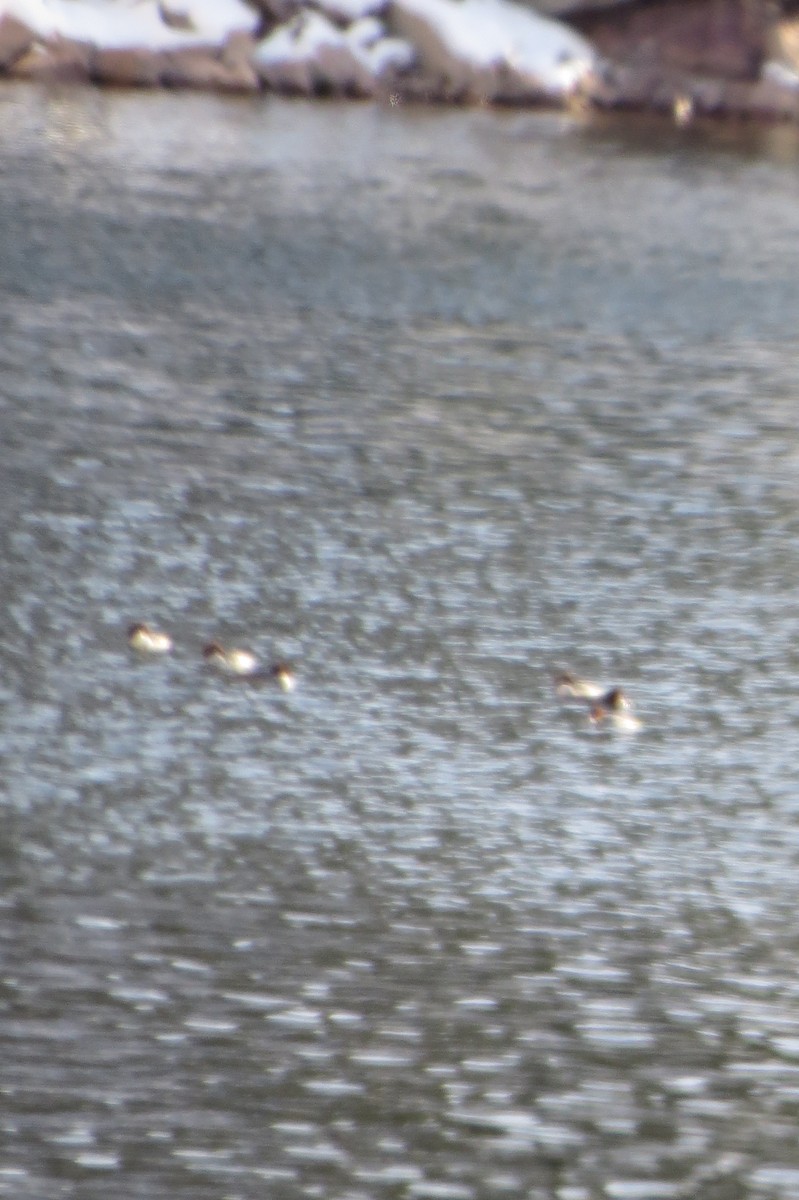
[2,84,799,1200]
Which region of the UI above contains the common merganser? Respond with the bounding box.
[203,642,260,676]
[554,671,604,700]
[128,622,172,654]
[269,662,297,693]
[589,687,642,733]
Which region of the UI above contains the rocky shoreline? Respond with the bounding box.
[1,0,799,124]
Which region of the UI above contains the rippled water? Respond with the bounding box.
[4,82,799,1199]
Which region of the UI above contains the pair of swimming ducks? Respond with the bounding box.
[127,623,296,692]
[555,671,642,732]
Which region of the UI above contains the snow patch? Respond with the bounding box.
[390,0,597,98]
[0,0,257,50]
[254,8,414,93]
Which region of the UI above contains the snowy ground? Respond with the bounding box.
[0,0,599,101]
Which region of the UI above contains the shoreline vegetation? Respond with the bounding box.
[2,0,799,124]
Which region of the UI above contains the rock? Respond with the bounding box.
[90,45,163,86]
[161,0,260,44]
[160,40,260,90]
[712,75,799,119]
[360,32,415,78]
[349,15,416,75]
[567,0,765,81]
[0,13,34,70]
[255,9,386,95]
[591,57,799,122]
[387,0,597,102]
[220,29,262,83]
[158,3,196,32]
[246,0,303,35]
[90,35,259,90]
[10,36,93,83]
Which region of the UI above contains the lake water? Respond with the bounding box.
[3,81,799,1200]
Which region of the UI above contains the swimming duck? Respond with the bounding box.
[589,687,642,733]
[128,622,172,654]
[269,662,297,693]
[554,670,605,700]
[203,642,260,676]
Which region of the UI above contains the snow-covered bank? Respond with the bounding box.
[0,0,598,101]
[0,0,798,122]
